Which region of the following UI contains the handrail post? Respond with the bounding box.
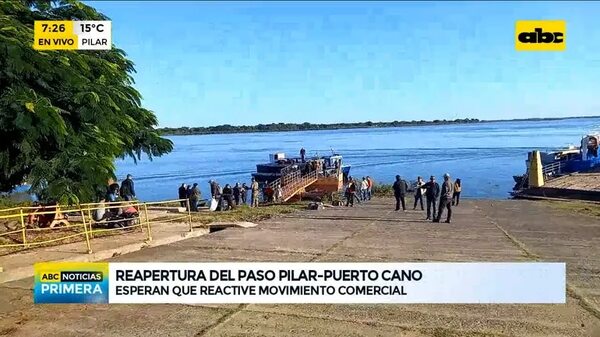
[143,203,152,241]
[19,208,27,248]
[186,199,193,232]
[80,207,93,254]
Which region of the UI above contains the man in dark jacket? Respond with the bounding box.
[120,174,136,201]
[392,175,408,211]
[233,183,241,205]
[178,183,187,208]
[219,184,235,211]
[422,176,440,220]
[241,183,249,205]
[434,173,454,223]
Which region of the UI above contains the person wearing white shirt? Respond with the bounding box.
[360,177,369,201]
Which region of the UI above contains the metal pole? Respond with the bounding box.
[143,203,152,241]
[86,208,95,238]
[19,208,27,248]
[186,199,193,232]
[80,208,93,254]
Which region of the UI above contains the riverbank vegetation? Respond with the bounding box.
[0,1,172,204]
[157,116,599,136]
[190,203,306,224]
[159,119,481,135]
[371,184,395,198]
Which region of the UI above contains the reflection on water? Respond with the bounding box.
[116,117,600,201]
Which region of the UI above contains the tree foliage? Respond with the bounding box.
[159,118,482,136]
[0,0,173,204]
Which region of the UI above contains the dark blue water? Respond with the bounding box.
[115,117,600,201]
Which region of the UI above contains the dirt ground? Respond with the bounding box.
[1,198,600,337]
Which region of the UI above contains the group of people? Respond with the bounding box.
[90,174,139,227]
[394,174,462,223]
[344,176,374,207]
[178,177,266,212]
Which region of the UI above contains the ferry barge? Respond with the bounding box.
[513,134,600,190]
[251,151,351,201]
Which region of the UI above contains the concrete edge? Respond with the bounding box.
[0,227,210,284]
[0,221,259,284]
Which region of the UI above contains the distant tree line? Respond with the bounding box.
[158,118,481,136]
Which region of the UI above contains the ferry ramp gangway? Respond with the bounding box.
[268,170,319,202]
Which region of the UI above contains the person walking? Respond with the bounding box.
[351,178,361,204]
[190,183,201,212]
[345,180,357,207]
[360,177,369,201]
[434,173,454,223]
[178,183,187,208]
[413,176,425,210]
[392,175,408,211]
[120,174,136,201]
[300,147,306,162]
[366,176,373,200]
[452,178,462,206]
[251,178,260,207]
[422,176,440,220]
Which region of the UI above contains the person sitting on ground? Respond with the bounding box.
[104,184,119,215]
[116,202,139,229]
[93,197,107,222]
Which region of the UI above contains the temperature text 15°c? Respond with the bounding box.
[80,23,105,33]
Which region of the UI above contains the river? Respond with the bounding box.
[115,117,600,201]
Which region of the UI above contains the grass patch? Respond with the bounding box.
[545,200,600,218]
[0,222,134,256]
[371,184,394,198]
[190,202,307,225]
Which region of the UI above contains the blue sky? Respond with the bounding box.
[88,1,600,127]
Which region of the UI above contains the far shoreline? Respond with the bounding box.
[158,115,599,137]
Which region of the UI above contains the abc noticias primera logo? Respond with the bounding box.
[515,20,566,51]
[34,262,109,303]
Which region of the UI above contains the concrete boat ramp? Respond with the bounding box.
[1,199,600,336]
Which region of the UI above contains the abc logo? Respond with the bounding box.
[515,20,566,51]
[518,28,563,44]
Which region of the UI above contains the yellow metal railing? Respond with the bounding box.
[0,198,193,254]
